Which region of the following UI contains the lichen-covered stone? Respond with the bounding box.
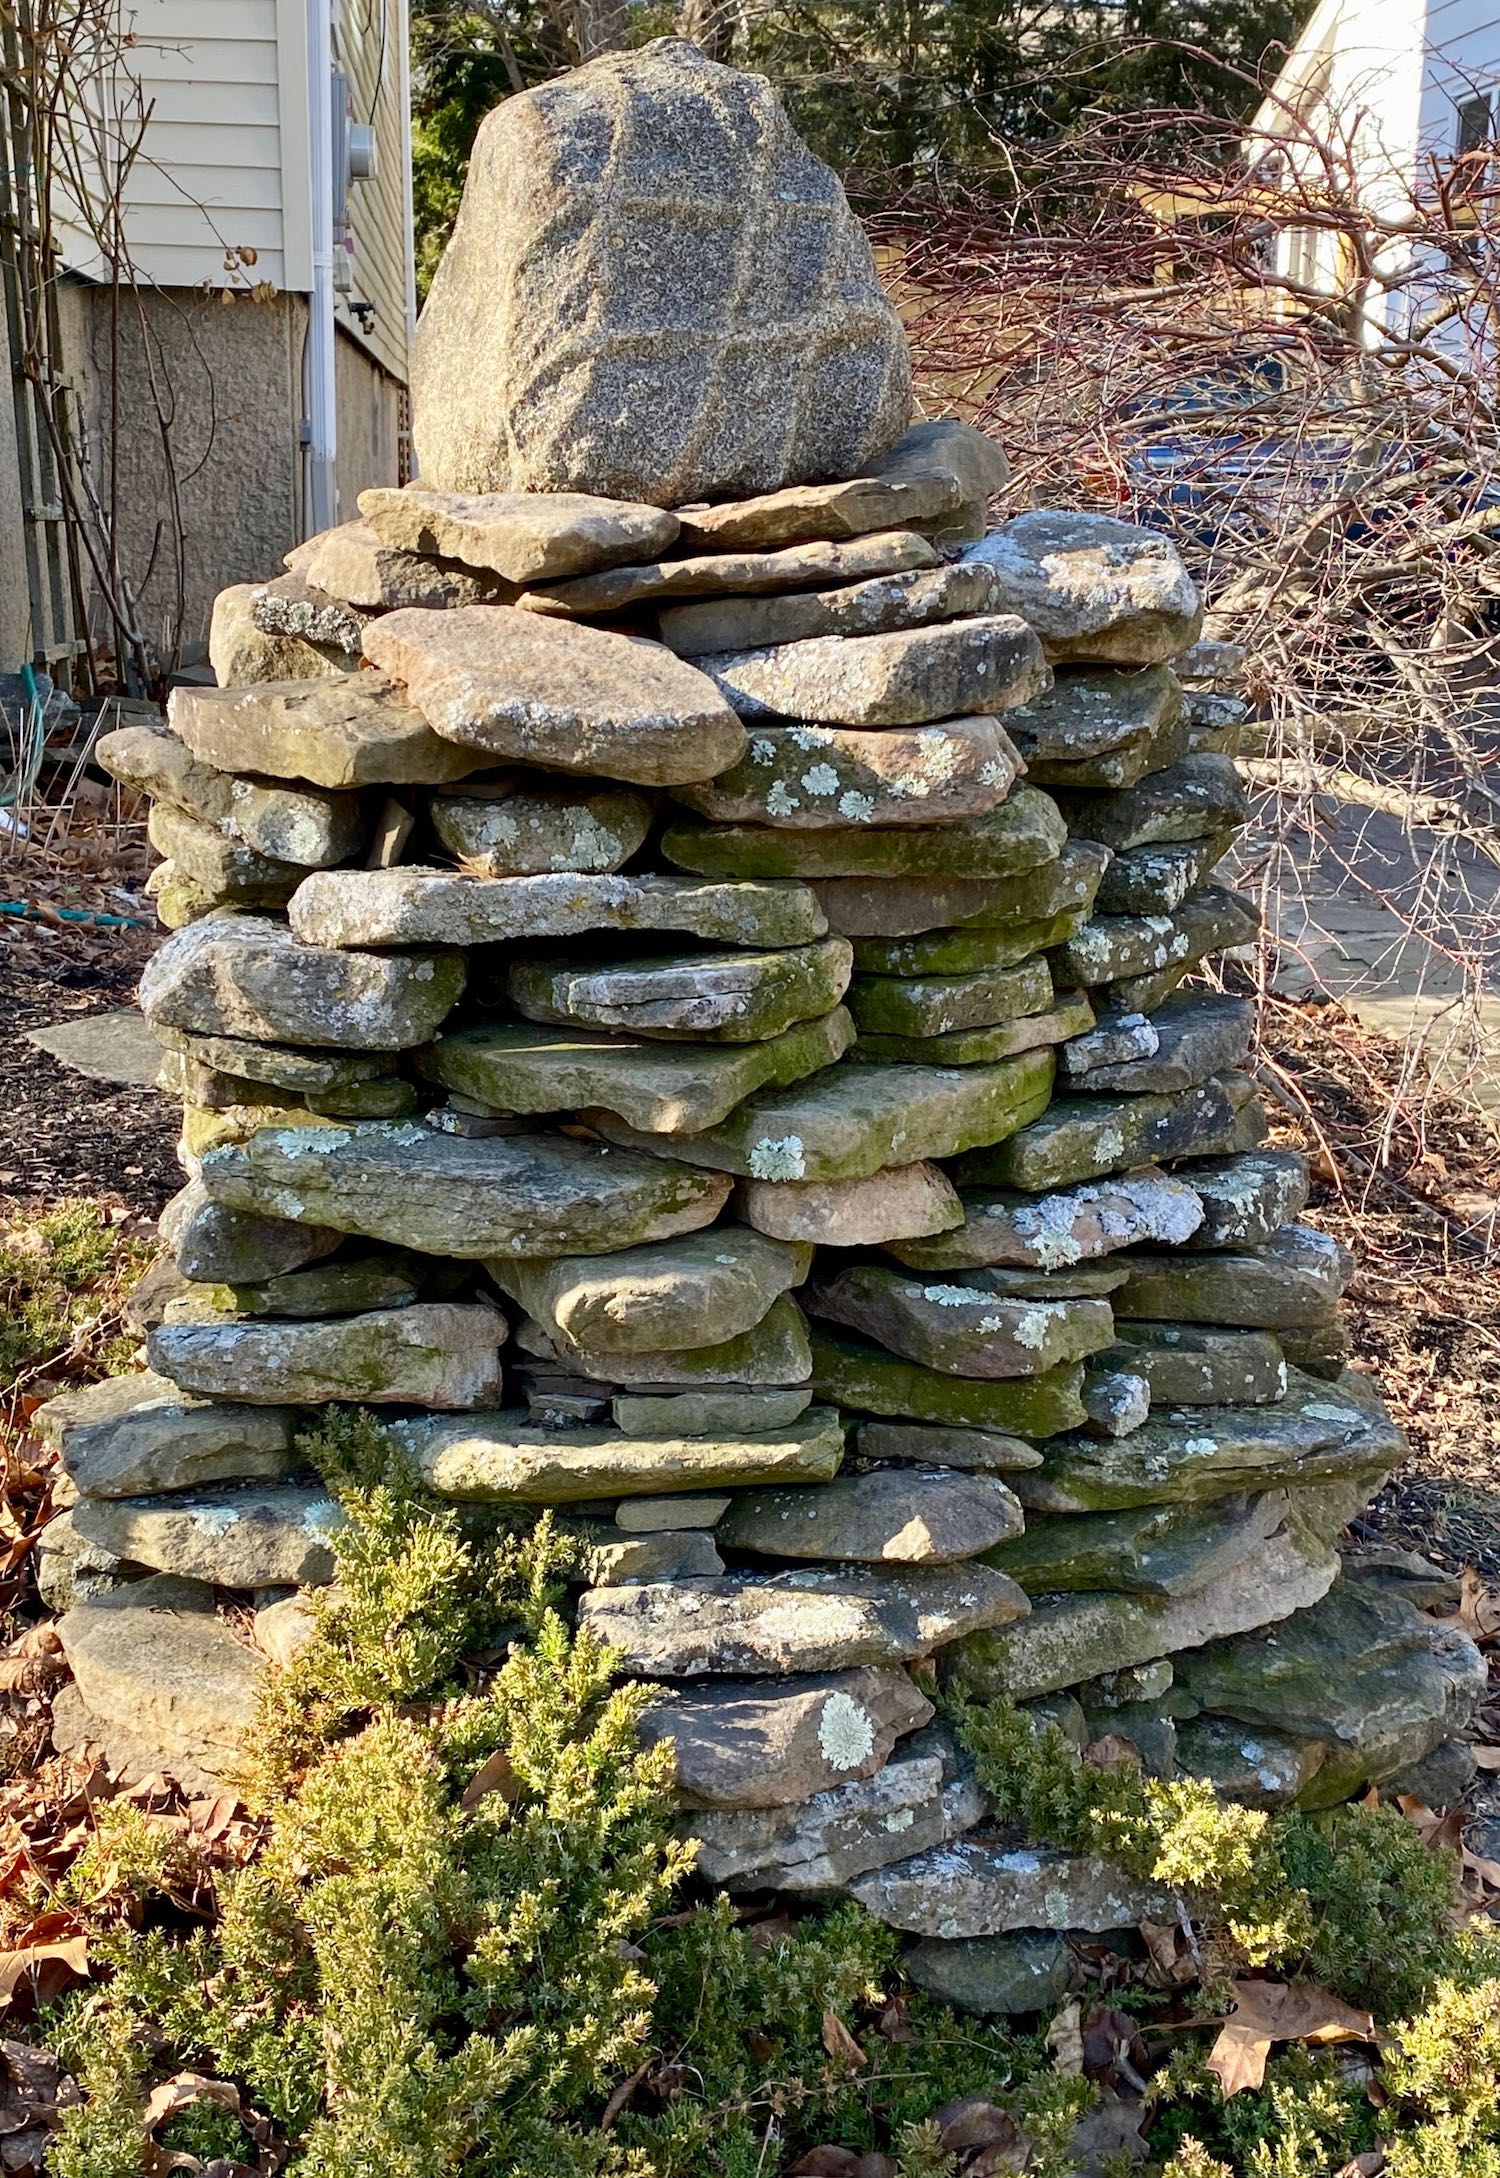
[963,513,1201,665]
[286,519,510,609]
[147,804,301,908]
[658,556,995,655]
[147,1300,506,1408]
[507,939,852,1043]
[410,40,911,505]
[138,916,465,1052]
[34,1372,296,1498]
[688,1754,980,1891]
[806,1265,1115,1379]
[174,1250,422,1323]
[671,420,998,553]
[208,584,349,685]
[735,1163,962,1246]
[72,1484,344,1588]
[848,954,1051,1041]
[717,1464,1024,1564]
[1104,1323,1288,1405]
[637,1666,934,1809]
[1057,994,1253,1095]
[1056,753,1247,850]
[674,716,1022,830]
[396,1407,844,1502]
[1174,1716,1329,1809]
[491,1230,810,1355]
[852,905,1089,980]
[159,1179,341,1285]
[663,784,1065,883]
[1113,1223,1352,1329]
[250,573,367,657]
[810,1330,1086,1438]
[954,1077,1240,1193]
[357,483,679,584]
[1002,665,1181,765]
[429,783,653,876]
[527,530,937,619]
[168,675,485,789]
[849,1836,1169,1936]
[1094,834,1230,915]
[97,724,365,868]
[696,616,1047,728]
[1177,1151,1311,1250]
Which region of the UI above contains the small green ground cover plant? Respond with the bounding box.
[0,1197,149,1387]
[34,1411,1500,2176]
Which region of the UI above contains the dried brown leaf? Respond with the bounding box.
[1206,1981,1376,2097]
[458,1750,518,1813]
[820,2009,865,2068]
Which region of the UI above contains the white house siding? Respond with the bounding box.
[333,0,412,387]
[1419,2,1500,153]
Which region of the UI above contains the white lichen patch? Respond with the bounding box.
[817,1690,877,1772]
[749,1134,807,1181]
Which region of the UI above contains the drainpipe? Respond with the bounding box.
[395,0,418,476]
[305,0,338,533]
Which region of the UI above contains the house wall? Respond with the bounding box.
[332,0,413,387]
[1420,0,1500,153]
[334,322,405,515]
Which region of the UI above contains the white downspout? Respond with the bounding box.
[305,0,338,532]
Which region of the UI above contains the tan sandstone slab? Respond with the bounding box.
[358,483,679,583]
[673,716,1021,829]
[362,605,745,785]
[521,530,938,618]
[659,558,1002,656]
[391,1406,845,1501]
[735,1163,962,1245]
[57,1575,264,1783]
[487,1228,811,1354]
[168,675,485,790]
[963,512,1203,664]
[697,616,1048,727]
[286,520,509,610]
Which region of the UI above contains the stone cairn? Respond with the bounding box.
[37,41,1485,2013]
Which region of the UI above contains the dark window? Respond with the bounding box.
[1457,93,1493,154]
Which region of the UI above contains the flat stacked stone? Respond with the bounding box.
[55,45,1475,2015]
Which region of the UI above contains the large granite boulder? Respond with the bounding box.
[411,40,911,506]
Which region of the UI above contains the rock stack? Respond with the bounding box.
[37,39,1484,2010]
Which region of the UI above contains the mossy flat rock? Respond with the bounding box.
[1002,665,1181,761]
[807,1265,1116,1380]
[429,783,653,876]
[1174,1716,1329,1809]
[168,674,486,789]
[1011,1368,1402,1512]
[56,1576,265,1784]
[176,1250,421,1323]
[73,1483,344,1588]
[139,916,465,1053]
[362,605,745,786]
[160,1180,341,1286]
[736,1162,963,1246]
[34,1371,296,1498]
[688,1753,980,1892]
[849,1835,1169,1936]
[507,938,852,1043]
[357,482,678,584]
[1058,994,1253,1094]
[586,1047,1056,1184]
[419,1009,853,1135]
[526,529,937,618]
[695,615,1047,728]
[717,1464,1024,1564]
[948,1523,1340,1700]
[98,724,364,867]
[954,1077,1238,1193]
[1095,833,1231,915]
[904,1932,1074,2016]
[491,1232,810,1356]
[1114,1222,1351,1329]
[612,1388,813,1437]
[198,1121,731,1260]
[1177,1151,1311,1249]
[637,1666,934,1810]
[287,519,512,609]
[1104,1323,1288,1405]
[1055,753,1247,850]
[810,837,1106,940]
[577,1561,1030,1677]
[519,1292,812,1389]
[983,1488,1290,1598]
[393,1406,844,1502]
[811,1329,1086,1438]
[1095,890,1259,1016]
[148,1299,505,1408]
[674,715,1021,829]
[852,905,1087,979]
[662,782,1065,881]
[288,868,828,951]
[151,1028,390,1097]
[963,512,1201,666]
[855,1421,1042,1472]
[850,994,1094,1069]
[848,955,1051,1040]
[658,556,993,656]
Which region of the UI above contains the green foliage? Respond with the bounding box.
[0,1197,149,1381]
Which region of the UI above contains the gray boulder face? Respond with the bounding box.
[506,939,853,1044]
[637,1666,934,1809]
[696,616,1048,729]
[1175,1716,1329,1809]
[147,1300,507,1409]
[1103,1323,1288,1407]
[33,1372,297,1498]
[72,1484,345,1589]
[487,1229,811,1356]
[160,1179,342,1285]
[964,513,1202,665]
[429,783,654,878]
[856,1421,1042,1473]
[585,1527,725,1585]
[687,1755,984,1892]
[716,1464,1024,1564]
[410,40,911,506]
[1113,1222,1352,1330]
[138,916,465,1052]
[889,1168,1204,1274]
[904,1932,1074,2016]
[849,1837,1170,1937]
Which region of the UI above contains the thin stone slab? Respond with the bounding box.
[1098,894,1259,1018]
[1014,698,1189,793]
[97,724,365,867]
[952,1077,1240,1192]
[172,1249,422,1323]
[637,1666,934,1809]
[198,1121,731,1260]
[506,939,852,1043]
[950,1523,1341,1700]
[56,1576,265,1784]
[810,836,1105,939]
[490,1231,810,1355]
[613,1495,732,1531]
[673,715,1022,829]
[392,1407,844,1502]
[587,1529,725,1585]
[854,1000,1096,1068]
[518,1292,812,1389]
[576,1562,1030,1677]
[717,1465,1024,1564]
[524,530,938,617]
[689,1755,980,1892]
[286,519,510,609]
[160,1180,341,1285]
[585,1046,1056,1184]
[849,1837,1169,1936]
[429,783,653,876]
[1001,665,1181,764]
[1011,1369,1402,1513]
[807,1265,1116,1379]
[811,1330,1086,1438]
[1113,1223,1351,1329]
[27,1010,162,1089]
[1058,995,1253,1094]
[168,675,486,789]
[362,605,745,785]
[420,1010,853,1135]
[1178,1151,1311,1249]
[139,916,464,1053]
[848,955,1052,1041]
[1104,1324,1288,1405]
[151,1028,390,1098]
[695,615,1047,727]
[73,1484,344,1588]
[147,1299,506,1408]
[250,573,367,657]
[856,1421,1042,1473]
[663,783,1065,881]
[1056,753,1247,850]
[853,905,1088,979]
[1052,909,1221,991]
[34,1372,296,1498]
[963,513,1202,665]
[288,868,828,952]
[736,1163,962,1246]
[612,1389,813,1437]
[658,556,997,655]
[357,483,679,583]
[983,1489,1290,1598]
[147,804,301,907]
[1095,834,1230,915]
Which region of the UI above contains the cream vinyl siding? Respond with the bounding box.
[334,0,411,383]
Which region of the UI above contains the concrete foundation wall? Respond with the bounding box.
[334,325,405,519]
